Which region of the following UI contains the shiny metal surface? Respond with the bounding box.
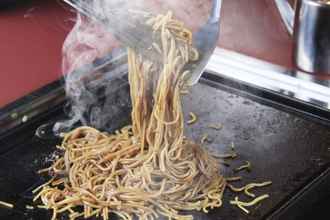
[294,0,330,74]
[187,0,222,85]
[63,0,161,64]
[274,0,295,35]
[63,0,222,86]
[206,48,330,110]
[275,0,330,74]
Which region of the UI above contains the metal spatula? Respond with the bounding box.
[63,0,222,85]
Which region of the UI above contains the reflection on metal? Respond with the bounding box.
[275,0,330,74]
[2,47,330,139]
[0,85,65,138]
[206,48,330,110]
[274,0,294,35]
[292,0,330,74]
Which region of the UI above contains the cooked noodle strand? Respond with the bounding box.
[34,12,225,220]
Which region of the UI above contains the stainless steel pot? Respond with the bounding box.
[275,0,330,75]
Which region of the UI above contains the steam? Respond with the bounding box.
[54,0,211,134]
[54,10,129,133]
[51,0,218,219]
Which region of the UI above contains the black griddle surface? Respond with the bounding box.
[0,80,329,220]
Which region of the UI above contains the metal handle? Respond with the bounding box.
[274,0,295,35]
[209,0,222,23]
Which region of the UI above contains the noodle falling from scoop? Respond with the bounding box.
[34,12,226,220]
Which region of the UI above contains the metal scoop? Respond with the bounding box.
[64,0,222,85]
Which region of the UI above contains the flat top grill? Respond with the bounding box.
[0,75,329,220]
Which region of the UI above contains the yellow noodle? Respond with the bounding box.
[226,176,242,182]
[244,181,272,198]
[228,181,272,198]
[234,161,251,172]
[187,112,198,125]
[207,123,223,130]
[200,133,209,144]
[26,205,34,210]
[212,152,238,159]
[230,194,269,214]
[33,11,226,220]
[0,201,14,209]
[227,184,246,192]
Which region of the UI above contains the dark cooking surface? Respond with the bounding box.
[0,79,330,220]
[183,82,330,219]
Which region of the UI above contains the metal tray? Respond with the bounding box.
[0,72,329,220]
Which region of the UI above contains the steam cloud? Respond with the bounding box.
[52,0,215,219]
[54,0,211,133]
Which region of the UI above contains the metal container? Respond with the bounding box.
[293,0,330,74]
[275,0,330,74]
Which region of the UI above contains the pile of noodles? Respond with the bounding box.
[34,12,226,220]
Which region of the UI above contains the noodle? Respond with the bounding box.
[244,181,272,198]
[187,112,198,125]
[207,123,223,130]
[213,152,238,159]
[26,205,35,210]
[230,194,269,214]
[200,133,210,144]
[34,12,226,220]
[226,176,242,182]
[0,201,13,209]
[228,181,272,198]
[234,161,251,172]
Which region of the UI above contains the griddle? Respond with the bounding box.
[0,71,329,220]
